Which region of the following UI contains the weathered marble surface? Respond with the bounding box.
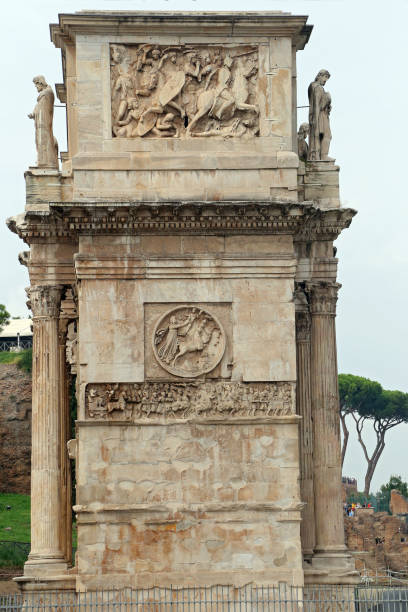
[110,43,259,139]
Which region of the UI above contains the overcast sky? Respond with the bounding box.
[0,0,406,494]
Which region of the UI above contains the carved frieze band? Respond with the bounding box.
[110,44,259,139]
[8,204,356,242]
[85,381,295,421]
[26,284,63,318]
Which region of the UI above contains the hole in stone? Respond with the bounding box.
[184,115,189,128]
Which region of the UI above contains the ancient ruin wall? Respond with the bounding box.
[0,364,31,494]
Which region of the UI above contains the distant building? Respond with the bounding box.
[342,476,358,502]
[0,318,33,351]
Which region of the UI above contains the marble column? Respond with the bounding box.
[308,282,353,571]
[58,318,72,565]
[295,298,315,560]
[24,285,68,576]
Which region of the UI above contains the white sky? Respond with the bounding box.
[0,0,407,494]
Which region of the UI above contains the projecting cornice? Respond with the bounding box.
[50,11,312,50]
[6,201,356,244]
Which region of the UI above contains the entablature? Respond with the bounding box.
[7,201,356,245]
[51,12,311,49]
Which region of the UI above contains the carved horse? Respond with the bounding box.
[186,60,258,135]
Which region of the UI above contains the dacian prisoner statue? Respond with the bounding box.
[308,69,332,161]
[28,75,58,168]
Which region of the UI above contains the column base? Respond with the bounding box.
[23,555,69,578]
[304,551,360,585]
[14,574,76,594]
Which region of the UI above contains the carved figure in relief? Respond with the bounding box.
[113,99,141,138]
[113,72,135,124]
[86,382,294,420]
[156,313,194,364]
[153,306,226,378]
[110,43,259,139]
[297,123,309,162]
[28,76,58,168]
[308,69,333,161]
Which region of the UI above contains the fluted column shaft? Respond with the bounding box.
[295,307,315,557]
[309,282,346,555]
[58,319,72,564]
[25,285,67,575]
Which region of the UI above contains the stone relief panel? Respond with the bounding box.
[110,43,259,139]
[85,381,295,421]
[145,303,232,381]
[153,306,225,378]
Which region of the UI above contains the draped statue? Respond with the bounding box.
[28,75,58,168]
[308,69,332,161]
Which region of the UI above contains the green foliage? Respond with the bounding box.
[0,304,10,332]
[0,493,31,542]
[0,352,20,365]
[339,374,408,495]
[0,349,32,372]
[338,373,383,417]
[0,543,28,568]
[339,374,408,422]
[15,348,32,373]
[346,490,376,507]
[376,475,408,513]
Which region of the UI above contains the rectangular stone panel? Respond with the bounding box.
[110,43,259,139]
[85,381,295,421]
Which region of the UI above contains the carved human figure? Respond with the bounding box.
[308,69,333,161]
[113,99,141,138]
[183,51,201,81]
[110,44,128,66]
[298,122,310,162]
[173,314,212,366]
[28,76,58,168]
[230,58,259,116]
[186,55,233,135]
[151,112,179,138]
[157,313,194,364]
[113,71,134,124]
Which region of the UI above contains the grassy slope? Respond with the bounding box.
[0,349,32,372]
[0,494,30,542]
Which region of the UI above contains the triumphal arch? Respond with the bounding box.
[8,11,358,594]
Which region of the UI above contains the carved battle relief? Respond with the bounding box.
[85,381,295,421]
[110,44,259,139]
[153,306,226,378]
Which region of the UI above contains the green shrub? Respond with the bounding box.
[16,348,32,373]
[0,543,28,568]
[0,349,32,372]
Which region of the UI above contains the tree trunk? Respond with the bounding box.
[340,411,349,468]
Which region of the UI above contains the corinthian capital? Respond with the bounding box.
[307,281,341,316]
[26,285,64,318]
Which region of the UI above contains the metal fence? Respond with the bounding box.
[1,585,408,611]
[0,340,32,352]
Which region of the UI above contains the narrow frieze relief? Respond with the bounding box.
[85,381,295,421]
[110,43,259,139]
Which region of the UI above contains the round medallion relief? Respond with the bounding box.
[152,306,226,378]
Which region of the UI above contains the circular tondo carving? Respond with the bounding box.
[153,306,226,378]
